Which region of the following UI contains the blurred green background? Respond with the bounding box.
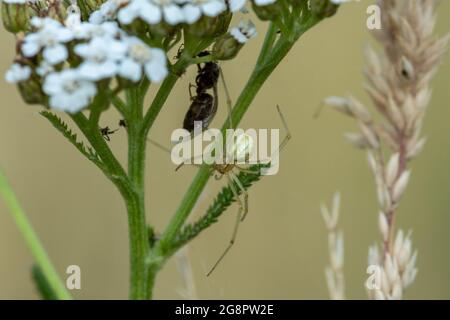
[1,2,449,299]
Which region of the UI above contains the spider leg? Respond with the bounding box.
[147,137,172,154]
[220,67,233,130]
[206,172,245,277]
[276,105,292,153]
[234,165,260,175]
[147,137,203,170]
[230,170,249,222]
[258,105,292,164]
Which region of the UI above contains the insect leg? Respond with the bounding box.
[189,83,197,100]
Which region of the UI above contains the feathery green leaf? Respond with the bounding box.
[40,111,104,169]
[170,164,269,252]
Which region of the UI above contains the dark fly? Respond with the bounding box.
[100,126,118,141]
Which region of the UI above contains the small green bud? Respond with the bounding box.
[1,2,30,33]
[186,12,231,39]
[251,1,282,21]
[44,1,67,22]
[213,33,243,61]
[211,11,232,38]
[309,0,339,19]
[149,22,177,38]
[212,20,257,61]
[84,0,107,12]
[18,77,46,105]
[121,18,150,35]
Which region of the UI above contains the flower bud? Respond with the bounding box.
[251,1,281,21]
[212,33,242,61]
[212,20,256,60]
[45,1,67,22]
[1,1,30,33]
[149,22,177,38]
[309,0,339,19]
[85,0,108,12]
[18,77,46,105]
[211,11,232,37]
[186,12,232,38]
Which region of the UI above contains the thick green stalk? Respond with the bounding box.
[256,22,278,66]
[69,112,146,299]
[126,95,150,299]
[0,169,72,300]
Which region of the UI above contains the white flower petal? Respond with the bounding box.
[119,58,143,82]
[43,44,68,65]
[182,5,202,24]
[202,0,226,17]
[163,4,184,25]
[141,3,162,24]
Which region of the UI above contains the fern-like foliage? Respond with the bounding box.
[40,111,104,169]
[170,163,270,253]
[32,265,57,300]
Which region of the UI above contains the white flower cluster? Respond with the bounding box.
[4,0,262,113]
[90,0,276,25]
[5,8,168,113]
[367,229,418,300]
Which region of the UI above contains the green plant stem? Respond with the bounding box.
[0,169,72,300]
[126,93,150,299]
[69,112,148,299]
[256,23,278,66]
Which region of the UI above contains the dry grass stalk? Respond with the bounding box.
[325,0,448,299]
[321,192,345,300]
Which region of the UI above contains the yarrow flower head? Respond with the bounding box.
[43,69,97,113]
[74,37,128,81]
[181,0,227,24]
[117,0,185,26]
[118,37,168,82]
[22,17,74,65]
[5,63,31,84]
[2,0,279,113]
[89,0,130,24]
